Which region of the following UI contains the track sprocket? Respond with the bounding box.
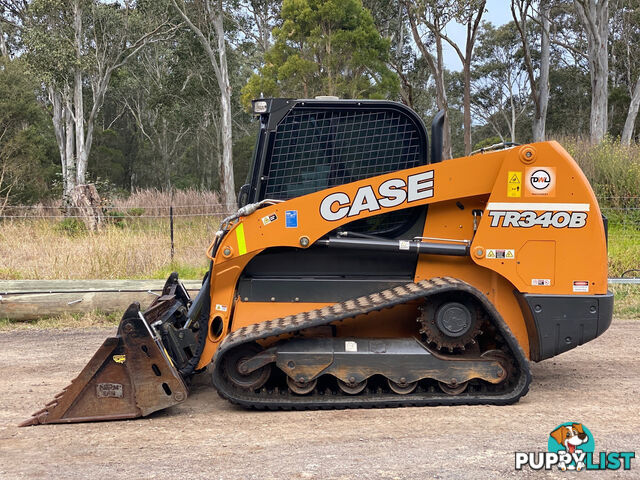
[418,298,485,352]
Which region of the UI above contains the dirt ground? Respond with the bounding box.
[1,319,639,480]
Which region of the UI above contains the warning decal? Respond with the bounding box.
[507,171,522,198]
[573,280,589,293]
[261,213,277,225]
[486,248,515,259]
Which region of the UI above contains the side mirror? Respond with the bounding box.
[237,184,251,207]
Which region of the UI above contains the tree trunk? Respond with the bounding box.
[406,11,452,160]
[621,76,640,145]
[70,184,103,231]
[463,60,472,155]
[575,0,609,144]
[435,34,452,159]
[49,87,67,186]
[509,87,517,142]
[73,0,87,185]
[172,0,236,209]
[0,22,8,58]
[533,2,551,142]
[214,11,236,210]
[64,88,76,205]
[461,2,485,155]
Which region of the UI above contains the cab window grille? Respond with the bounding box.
[262,107,427,237]
[264,108,425,199]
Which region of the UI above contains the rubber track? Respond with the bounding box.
[211,277,531,409]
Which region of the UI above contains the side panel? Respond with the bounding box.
[197,142,608,368]
[471,142,608,296]
[197,154,504,367]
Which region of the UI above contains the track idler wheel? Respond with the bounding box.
[337,378,367,395]
[287,377,317,395]
[222,343,271,391]
[438,380,468,395]
[387,379,417,395]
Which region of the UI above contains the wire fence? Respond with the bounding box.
[599,197,640,233]
[0,196,638,279]
[0,204,238,218]
[1,197,638,229]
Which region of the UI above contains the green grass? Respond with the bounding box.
[0,267,24,280]
[147,261,209,280]
[0,310,121,331]
[610,284,640,318]
[607,223,640,278]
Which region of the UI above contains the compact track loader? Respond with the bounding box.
[21,98,613,425]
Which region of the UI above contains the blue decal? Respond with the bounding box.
[285,210,298,228]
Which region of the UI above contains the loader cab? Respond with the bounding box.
[239,97,431,238]
[237,99,442,303]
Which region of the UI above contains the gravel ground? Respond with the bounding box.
[1,319,639,479]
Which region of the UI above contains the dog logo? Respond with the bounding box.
[549,423,592,471]
[515,422,635,471]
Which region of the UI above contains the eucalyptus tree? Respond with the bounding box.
[573,0,609,144]
[0,21,7,56]
[404,0,486,155]
[402,0,455,158]
[23,0,175,204]
[613,0,640,144]
[511,0,551,142]
[171,0,236,209]
[363,0,427,113]
[472,22,530,144]
[0,57,56,210]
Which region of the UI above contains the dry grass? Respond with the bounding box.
[1,189,223,279]
[0,217,216,279]
[555,135,640,206]
[111,188,233,216]
[0,214,635,279]
[609,284,640,318]
[2,188,234,218]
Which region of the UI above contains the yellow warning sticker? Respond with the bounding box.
[507,171,522,197]
[112,354,126,364]
[235,223,247,255]
[486,249,515,259]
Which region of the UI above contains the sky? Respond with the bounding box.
[441,0,512,71]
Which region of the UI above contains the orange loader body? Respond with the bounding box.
[22,99,611,425]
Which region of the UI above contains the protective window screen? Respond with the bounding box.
[264,108,425,200]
